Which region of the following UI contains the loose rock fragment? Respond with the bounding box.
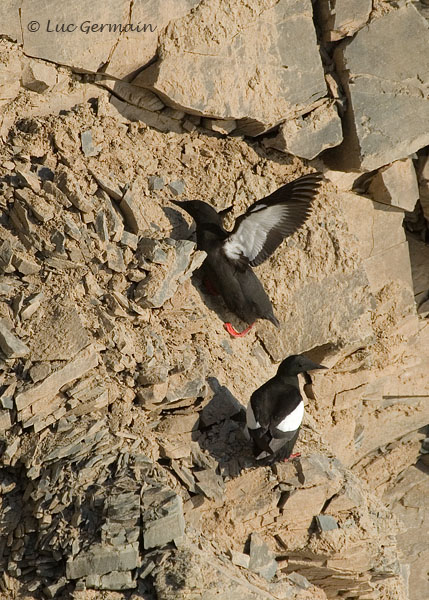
[134,239,205,308]
[264,101,343,160]
[15,345,99,412]
[368,159,419,212]
[55,166,94,213]
[142,488,185,549]
[81,130,101,157]
[15,188,54,222]
[248,533,277,581]
[21,59,57,93]
[89,169,123,201]
[15,169,41,193]
[66,542,140,579]
[315,514,339,532]
[0,318,30,358]
[148,176,164,191]
[168,180,185,196]
[120,189,149,234]
[202,118,237,135]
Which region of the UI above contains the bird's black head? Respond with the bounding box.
[171,199,221,226]
[277,354,327,377]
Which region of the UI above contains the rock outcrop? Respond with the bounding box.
[0,2,429,599]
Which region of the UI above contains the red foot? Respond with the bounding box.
[284,452,301,462]
[223,322,254,337]
[203,277,219,296]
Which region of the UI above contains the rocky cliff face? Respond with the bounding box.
[0,2,429,599]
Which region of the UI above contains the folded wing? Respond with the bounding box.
[223,172,322,267]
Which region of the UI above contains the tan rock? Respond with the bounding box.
[0,40,22,107]
[15,345,99,412]
[21,59,57,93]
[134,0,328,134]
[263,101,343,160]
[316,0,372,41]
[0,319,30,358]
[107,0,200,79]
[368,159,419,212]
[331,4,429,171]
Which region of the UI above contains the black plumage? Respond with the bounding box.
[246,354,327,462]
[172,172,322,336]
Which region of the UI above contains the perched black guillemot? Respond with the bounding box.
[246,354,327,462]
[172,172,322,336]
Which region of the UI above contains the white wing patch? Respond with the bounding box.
[246,402,260,430]
[276,400,304,432]
[224,204,289,262]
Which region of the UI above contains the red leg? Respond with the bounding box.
[223,322,254,337]
[284,452,301,462]
[203,277,219,296]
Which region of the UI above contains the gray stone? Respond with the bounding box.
[0,382,16,409]
[28,302,89,361]
[332,5,429,171]
[263,101,343,160]
[194,469,225,501]
[11,255,41,276]
[81,130,101,157]
[15,345,98,412]
[134,239,206,308]
[368,159,419,212]
[120,231,138,250]
[142,488,185,549]
[134,0,328,134]
[170,461,197,492]
[259,266,374,362]
[95,210,109,242]
[287,572,312,589]
[248,533,277,581]
[148,176,164,191]
[0,319,30,358]
[316,0,372,41]
[168,180,185,196]
[66,542,140,579]
[315,514,339,532]
[0,409,12,434]
[86,570,136,591]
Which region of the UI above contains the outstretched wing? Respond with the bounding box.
[222,172,322,267]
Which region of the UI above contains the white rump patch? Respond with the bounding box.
[223,238,244,261]
[276,400,304,432]
[246,402,260,430]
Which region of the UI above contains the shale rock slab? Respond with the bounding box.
[331,4,429,170]
[134,0,328,135]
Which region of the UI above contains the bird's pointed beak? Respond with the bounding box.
[304,359,328,372]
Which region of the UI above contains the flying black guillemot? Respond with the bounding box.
[171,172,322,336]
[246,354,327,462]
